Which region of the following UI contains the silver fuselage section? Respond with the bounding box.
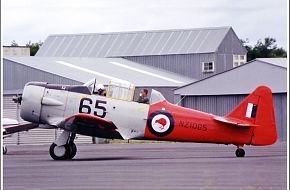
[20,82,151,139]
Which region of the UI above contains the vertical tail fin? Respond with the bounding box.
[226,86,277,145]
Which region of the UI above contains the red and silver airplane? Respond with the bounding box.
[15,79,277,160]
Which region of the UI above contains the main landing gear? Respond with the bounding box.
[49,131,77,160]
[235,145,245,157]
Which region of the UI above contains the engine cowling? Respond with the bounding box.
[20,82,46,123]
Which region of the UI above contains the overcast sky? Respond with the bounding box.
[2,0,288,50]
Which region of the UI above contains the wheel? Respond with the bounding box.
[235,148,245,157]
[67,143,77,159]
[49,143,70,160]
[3,146,7,155]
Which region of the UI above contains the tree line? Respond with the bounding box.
[11,40,43,56]
[240,37,287,61]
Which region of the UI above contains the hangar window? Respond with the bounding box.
[233,54,247,67]
[233,62,239,67]
[202,62,214,73]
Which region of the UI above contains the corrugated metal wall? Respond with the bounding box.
[3,95,23,121]
[124,53,216,79]
[181,93,287,141]
[273,94,287,141]
[124,52,243,80]
[217,28,247,55]
[3,95,22,145]
[3,59,82,92]
[124,29,246,80]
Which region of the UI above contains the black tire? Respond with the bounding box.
[49,143,70,160]
[3,146,7,155]
[67,143,77,159]
[235,148,245,157]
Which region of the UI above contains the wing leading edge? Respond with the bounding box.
[3,123,39,136]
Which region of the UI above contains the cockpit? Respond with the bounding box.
[84,78,165,105]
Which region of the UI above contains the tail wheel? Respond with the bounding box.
[67,143,77,159]
[235,148,245,157]
[49,143,70,160]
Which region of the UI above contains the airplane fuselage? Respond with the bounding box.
[20,82,253,146]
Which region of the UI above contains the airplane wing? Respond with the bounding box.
[213,116,256,128]
[3,123,39,136]
[57,113,123,139]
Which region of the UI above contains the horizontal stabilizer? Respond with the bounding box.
[214,116,255,128]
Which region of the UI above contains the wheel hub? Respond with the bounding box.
[53,145,66,157]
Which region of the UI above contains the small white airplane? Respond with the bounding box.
[2,118,38,154]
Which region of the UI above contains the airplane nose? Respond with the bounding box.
[20,82,47,123]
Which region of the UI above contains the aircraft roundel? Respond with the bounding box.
[147,111,174,137]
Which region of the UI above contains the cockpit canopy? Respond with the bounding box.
[84,78,135,101]
[84,78,166,104]
[107,79,135,101]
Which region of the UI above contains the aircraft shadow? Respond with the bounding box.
[64,156,135,162]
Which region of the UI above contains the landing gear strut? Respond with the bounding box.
[235,146,245,157]
[3,145,7,155]
[49,131,77,160]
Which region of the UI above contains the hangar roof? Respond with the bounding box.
[36,27,231,57]
[5,57,194,87]
[255,58,287,68]
[174,58,287,95]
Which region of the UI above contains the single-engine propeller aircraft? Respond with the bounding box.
[15,78,277,160]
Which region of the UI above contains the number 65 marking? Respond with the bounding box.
[79,98,107,118]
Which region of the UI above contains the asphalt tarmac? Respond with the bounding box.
[3,142,287,190]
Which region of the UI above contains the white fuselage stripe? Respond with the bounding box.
[109,61,183,84]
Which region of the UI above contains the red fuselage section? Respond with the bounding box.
[144,101,253,146]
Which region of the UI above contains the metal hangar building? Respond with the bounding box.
[174,58,287,141]
[35,26,247,79]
